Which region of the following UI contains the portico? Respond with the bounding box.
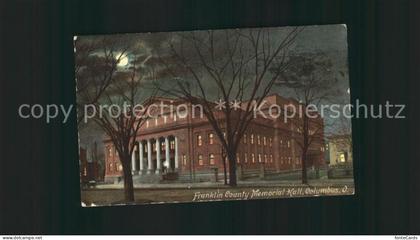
[131,135,179,175]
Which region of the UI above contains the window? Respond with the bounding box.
[182,154,187,165]
[257,135,261,145]
[118,164,123,171]
[288,157,291,164]
[263,136,267,146]
[236,155,240,163]
[208,133,214,145]
[108,147,112,157]
[269,138,273,147]
[243,134,247,143]
[161,142,165,152]
[163,115,167,124]
[197,135,202,146]
[198,154,203,165]
[170,140,175,150]
[270,154,273,163]
[155,118,158,126]
[251,153,255,163]
[83,167,87,176]
[264,154,267,163]
[109,163,113,171]
[173,114,177,121]
[244,153,248,163]
[209,154,215,165]
[258,154,262,163]
[251,134,254,144]
[152,143,156,152]
[146,120,149,128]
[287,140,291,148]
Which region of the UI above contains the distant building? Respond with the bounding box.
[79,147,102,183]
[104,94,326,183]
[327,134,352,166]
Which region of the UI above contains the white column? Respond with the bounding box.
[165,137,170,171]
[175,136,179,170]
[155,138,161,174]
[131,145,136,172]
[147,139,153,174]
[139,141,144,174]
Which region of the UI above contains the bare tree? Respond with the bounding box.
[156,27,302,186]
[83,57,157,201]
[274,53,340,184]
[74,36,131,125]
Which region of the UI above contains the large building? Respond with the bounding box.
[104,94,326,183]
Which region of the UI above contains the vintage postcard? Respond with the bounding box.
[75,24,354,206]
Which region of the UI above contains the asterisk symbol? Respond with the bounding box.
[214,99,226,110]
[230,100,242,110]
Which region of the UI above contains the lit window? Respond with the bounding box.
[161,142,165,152]
[251,134,254,144]
[146,120,149,128]
[340,153,347,162]
[257,135,261,145]
[197,135,202,146]
[269,138,273,147]
[198,154,203,165]
[163,116,167,124]
[243,134,247,143]
[236,155,240,163]
[244,153,248,163]
[264,154,267,163]
[108,147,112,157]
[170,140,175,150]
[118,164,123,171]
[173,114,177,121]
[263,136,267,146]
[155,118,158,126]
[209,154,215,165]
[270,154,273,163]
[258,154,262,163]
[208,133,214,145]
[287,140,291,148]
[83,167,87,176]
[251,154,255,163]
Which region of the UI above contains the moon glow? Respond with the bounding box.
[117,54,129,67]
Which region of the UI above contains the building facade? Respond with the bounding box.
[327,134,353,166]
[79,147,102,183]
[104,94,326,183]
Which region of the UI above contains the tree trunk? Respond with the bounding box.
[122,155,135,202]
[301,148,308,184]
[222,151,228,185]
[228,151,237,186]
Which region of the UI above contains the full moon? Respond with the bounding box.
[116,54,129,67]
